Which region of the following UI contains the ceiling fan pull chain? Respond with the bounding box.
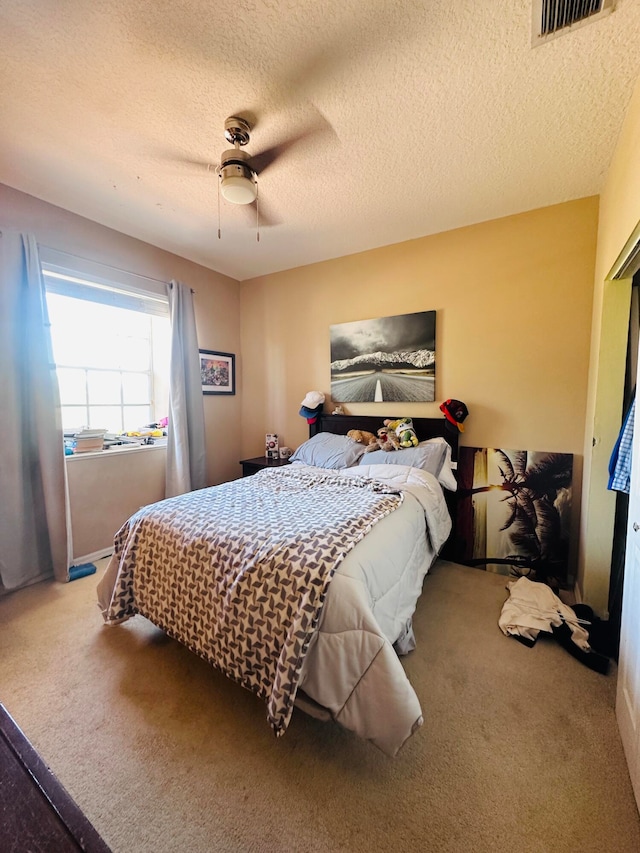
[215,166,221,239]
[256,179,260,243]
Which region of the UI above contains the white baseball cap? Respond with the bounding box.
[300,391,325,409]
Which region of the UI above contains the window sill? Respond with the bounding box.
[65,442,167,461]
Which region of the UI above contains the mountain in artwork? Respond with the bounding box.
[331,349,435,373]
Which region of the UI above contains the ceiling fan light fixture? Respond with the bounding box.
[220,173,257,204]
[219,154,257,205]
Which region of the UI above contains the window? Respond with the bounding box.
[43,265,171,435]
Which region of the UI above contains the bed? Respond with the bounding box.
[97,414,458,756]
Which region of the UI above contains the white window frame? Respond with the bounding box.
[40,248,170,436]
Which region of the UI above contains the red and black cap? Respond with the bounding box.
[440,399,469,433]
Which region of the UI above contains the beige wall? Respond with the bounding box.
[0,185,606,592]
[240,197,599,580]
[0,183,242,487]
[67,447,167,560]
[580,76,640,612]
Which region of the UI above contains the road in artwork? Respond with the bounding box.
[330,372,435,403]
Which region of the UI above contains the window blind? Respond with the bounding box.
[43,267,169,317]
[38,246,170,317]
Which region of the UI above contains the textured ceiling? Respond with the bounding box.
[1,1,639,281]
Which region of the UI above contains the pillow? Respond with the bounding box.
[360,438,457,490]
[289,432,366,469]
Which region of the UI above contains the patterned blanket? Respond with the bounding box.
[103,467,403,736]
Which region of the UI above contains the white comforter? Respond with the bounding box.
[97,463,451,756]
[295,463,451,755]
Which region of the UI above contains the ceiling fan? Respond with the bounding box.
[213,4,409,222]
[218,115,259,206]
[213,113,333,239]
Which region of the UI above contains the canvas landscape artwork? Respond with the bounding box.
[330,310,436,403]
[455,447,574,587]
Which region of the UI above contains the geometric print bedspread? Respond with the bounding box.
[103,467,403,737]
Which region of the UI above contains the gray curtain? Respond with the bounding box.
[166,280,206,497]
[0,230,71,590]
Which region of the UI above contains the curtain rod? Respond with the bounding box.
[168,282,195,294]
[1,235,195,293]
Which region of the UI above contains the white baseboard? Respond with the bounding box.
[71,547,113,566]
[572,581,609,620]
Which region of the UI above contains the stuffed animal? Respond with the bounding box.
[347,429,378,447]
[365,425,401,452]
[384,417,419,448]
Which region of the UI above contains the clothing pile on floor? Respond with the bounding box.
[499,577,610,674]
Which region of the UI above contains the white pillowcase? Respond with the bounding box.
[359,437,457,491]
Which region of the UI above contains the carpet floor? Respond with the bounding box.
[1,558,639,852]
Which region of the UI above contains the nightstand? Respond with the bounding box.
[240,456,291,477]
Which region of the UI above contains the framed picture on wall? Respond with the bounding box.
[330,310,436,403]
[199,349,236,395]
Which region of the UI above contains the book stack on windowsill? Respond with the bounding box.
[71,429,107,453]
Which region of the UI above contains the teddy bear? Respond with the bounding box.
[347,428,378,448]
[364,425,401,452]
[384,417,419,448]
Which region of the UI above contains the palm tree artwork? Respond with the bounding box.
[455,447,573,589]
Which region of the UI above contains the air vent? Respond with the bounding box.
[532,0,615,45]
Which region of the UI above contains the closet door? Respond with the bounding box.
[617,357,640,809]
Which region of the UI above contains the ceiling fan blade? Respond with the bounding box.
[271,1,416,105]
[179,158,215,171]
[245,117,335,176]
[244,143,287,175]
[152,146,217,175]
[241,197,281,228]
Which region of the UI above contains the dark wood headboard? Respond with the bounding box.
[309,413,459,462]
